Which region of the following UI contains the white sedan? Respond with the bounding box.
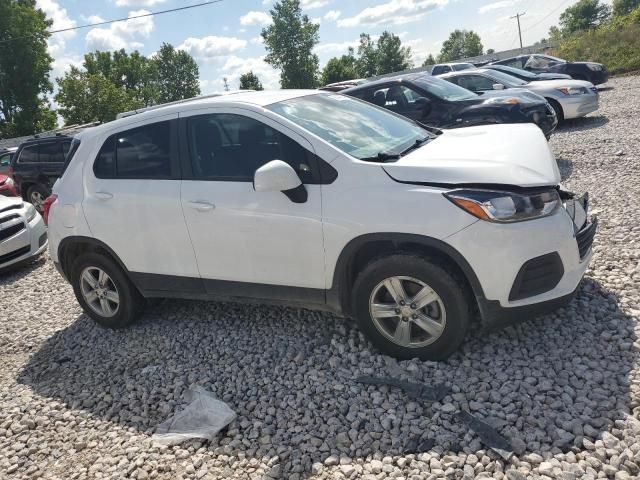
[439,68,599,122]
[0,196,47,272]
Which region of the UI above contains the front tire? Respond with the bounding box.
[71,253,144,328]
[547,98,564,124]
[352,254,471,360]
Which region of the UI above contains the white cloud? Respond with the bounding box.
[478,0,521,14]
[177,36,247,61]
[250,36,264,45]
[87,15,105,23]
[314,40,358,55]
[338,0,448,27]
[86,9,154,51]
[36,0,76,59]
[301,0,332,9]
[220,55,280,90]
[324,10,341,21]
[114,0,166,6]
[240,11,272,26]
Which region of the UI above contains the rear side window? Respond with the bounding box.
[18,145,38,163]
[39,142,64,163]
[59,138,81,177]
[94,121,173,179]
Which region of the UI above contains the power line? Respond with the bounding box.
[0,0,224,45]
[522,0,572,33]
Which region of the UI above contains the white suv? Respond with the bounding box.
[47,90,596,360]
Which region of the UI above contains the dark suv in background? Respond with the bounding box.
[490,54,608,85]
[10,135,72,212]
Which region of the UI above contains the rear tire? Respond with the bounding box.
[352,254,471,360]
[71,252,145,328]
[27,184,50,213]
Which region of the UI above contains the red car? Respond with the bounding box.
[0,174,17,196]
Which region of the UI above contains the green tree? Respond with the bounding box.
[486,48,495,54]
[0,0,53,137]
[422,53,436,67]
[239,71,264,90]
[376,31,413,75]
[356,33,379,77]
[438,30,483,62]
[151,43,200,103]
[34,101,57,132]
[559,0,611,34]
[613,0,640,16]
[84,49,155,105]
[55,67,142,124]
[261,0,320,88]
[321,49,358,85]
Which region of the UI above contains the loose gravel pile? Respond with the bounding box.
[1,75,640,480]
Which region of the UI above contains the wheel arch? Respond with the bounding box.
[58,236,131,281]
[328,233,486,316]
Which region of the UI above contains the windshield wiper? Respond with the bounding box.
[400,137,430,156]
[360,151,401,163]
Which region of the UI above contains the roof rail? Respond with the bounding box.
[116,91,254,119]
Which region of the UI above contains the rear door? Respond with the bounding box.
[82,115,200,283]
[37,140,70,188]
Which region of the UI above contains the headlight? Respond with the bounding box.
[25,204,37,223]
[444,189,561,223]
[587,63,602,71]
[557,87,588,95]
[486,97,521,105]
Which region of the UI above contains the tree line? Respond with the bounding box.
[0,0,489,136]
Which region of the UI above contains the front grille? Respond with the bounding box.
[0,212,25,242]
[509,252,565,301]
[576,217,597,260]
[0,245,30,264]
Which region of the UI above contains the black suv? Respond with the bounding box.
[10,135,72,212]
[343,73,557,139]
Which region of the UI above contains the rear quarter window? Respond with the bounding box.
[59,138,81,177]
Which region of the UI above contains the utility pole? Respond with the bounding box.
[510,12,526,50]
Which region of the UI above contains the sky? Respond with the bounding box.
[36,0,598,94]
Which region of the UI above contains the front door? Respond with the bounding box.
[179,109,326,303]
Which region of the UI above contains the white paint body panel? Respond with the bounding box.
[382,123,561,187]
[47,90,593,316]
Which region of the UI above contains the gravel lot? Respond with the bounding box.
[1,75,640,480]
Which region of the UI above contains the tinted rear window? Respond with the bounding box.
[19,145,38,163]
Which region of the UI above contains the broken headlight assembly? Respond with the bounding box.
[444,189,561,223]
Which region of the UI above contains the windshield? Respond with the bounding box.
[413,76,478,101]
[492,65,537,80]
[483,69,529,87]
[268,94,431,160]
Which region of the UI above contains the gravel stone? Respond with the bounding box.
[1,76,640,479]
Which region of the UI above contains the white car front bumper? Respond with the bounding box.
[444,194,595,326]
[0,206,47,271]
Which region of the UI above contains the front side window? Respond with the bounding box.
[455,75,495,91]
[0,153,11,166]
[484,70,528,87]
[187,114,315,182]
[94,121,172,178]
[500,57,525,69]
[19,145,38,163]
[268,93,431,160]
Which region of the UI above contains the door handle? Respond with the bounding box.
[187,200,215,212]
[94,191,113,200]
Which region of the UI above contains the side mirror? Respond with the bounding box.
[414,97,432,116]
[254,160,307,203]
[493,83,505,90]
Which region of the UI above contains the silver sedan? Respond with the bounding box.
[438,68,599,122]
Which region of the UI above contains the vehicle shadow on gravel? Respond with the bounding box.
[0,255,48,282]
[558,115,609,133]
[17,278,637,478]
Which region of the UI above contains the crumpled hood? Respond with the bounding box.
[383,123,561,188]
